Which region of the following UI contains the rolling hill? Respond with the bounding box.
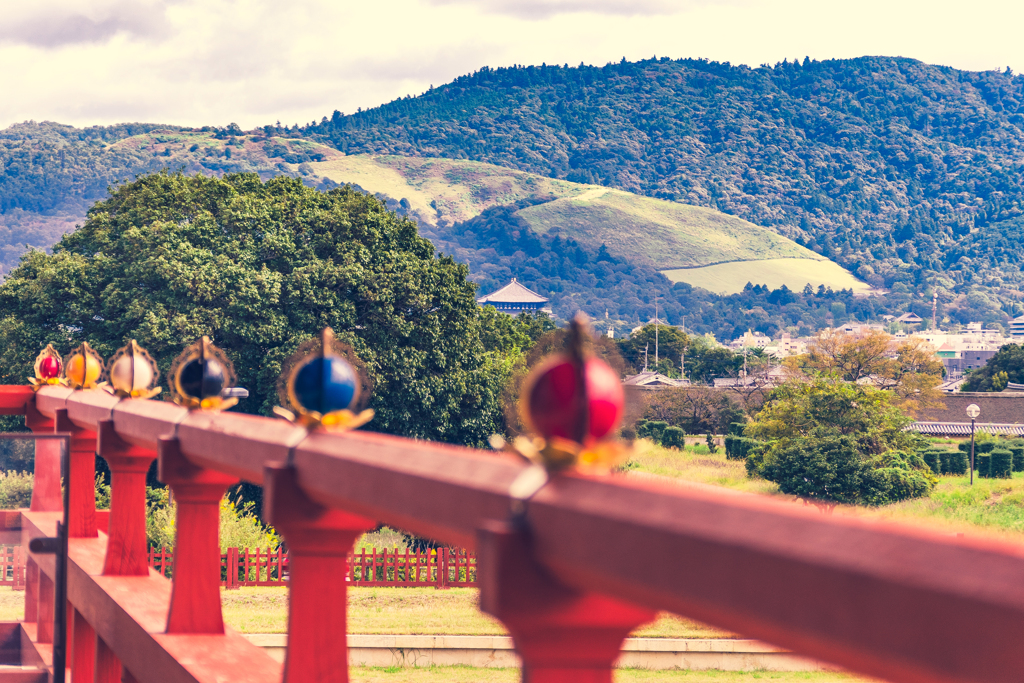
[308,154,865,294]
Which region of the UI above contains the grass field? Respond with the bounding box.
[220,586,729,638]
[349,667,877,682]
[625,440,1024,543]
[660,258,869,295]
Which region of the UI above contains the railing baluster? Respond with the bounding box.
[264,463,372,683]
[24,558,38,623]
[94,636,121,682]
[159,436,238,633]
[478,521,656,683]
[70,607,95,682]
[54,408,98,538]
[97,420,155,576]
[25,401,61,513]
[37,570,53,644]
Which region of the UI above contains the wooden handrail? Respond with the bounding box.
[12,385,1024,682]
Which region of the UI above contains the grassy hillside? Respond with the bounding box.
[310,154,854,287]
[663,259,869,295]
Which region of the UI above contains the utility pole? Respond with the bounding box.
[654,295,660,367]
[932,290,939,331]
[644,344,649,372]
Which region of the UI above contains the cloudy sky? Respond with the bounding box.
[1,0,1021,130]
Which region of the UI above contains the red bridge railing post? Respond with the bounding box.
[478,521,656,683]
[54,408,98,538]
[97,420,156,576]
[159,436,238,634]
[26,402,61,513]
[264,462,373,683]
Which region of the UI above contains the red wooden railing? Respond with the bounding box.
[2,383,1024,682]
[147,546,477,588]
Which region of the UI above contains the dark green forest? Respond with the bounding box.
[302,56,1024,304]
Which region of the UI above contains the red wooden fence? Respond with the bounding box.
[0,546,23,590]
[147,546,477,588]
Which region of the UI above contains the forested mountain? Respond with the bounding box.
[300,56,1024,303]
[3,56,1024,334]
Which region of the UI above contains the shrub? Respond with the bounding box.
[1008,442,1024,472]
[726,435,761,461]
[661,426,685,449]
[942,449,968,475]
[919,449,941,475]
[0,472,33,509]
[706,433,718,454]
[976,453,992,478]
[636,420,668,443]
[990,449,1014,479]
[753,433,936,506]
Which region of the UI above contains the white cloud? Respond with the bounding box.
[0,0,1022,131]
[0,0,179,47]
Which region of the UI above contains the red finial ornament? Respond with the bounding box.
[510,314,627,473]
[29,343,66,389]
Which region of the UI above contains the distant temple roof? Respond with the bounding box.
[476,278,549,305]
[623,371,690,388]
[896,312,924,323]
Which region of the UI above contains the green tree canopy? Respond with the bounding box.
[0,172,522,446]
[745,377,933,506]
[962,344,1024,392]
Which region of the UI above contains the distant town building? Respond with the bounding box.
[895,312,924,325]
[623,371,690,389]
[729,330,773,350]
[1011,314,1024,338]
[476,278,551,315]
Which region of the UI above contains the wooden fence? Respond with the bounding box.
[147,546,477,588]
[0,546,23,590]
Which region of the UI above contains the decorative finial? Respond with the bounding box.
[495,312,627,475]
[273,327,374,431]
[168,336,238,410]
[105,340,162,399]
[29,344,65,389]
[63,342,106,389]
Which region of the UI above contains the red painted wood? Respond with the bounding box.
[159,437,238,634]
[37,570,53,645]
[94,636,121,683]
[478,521,656,683]
[0,385,33,413]
[71,607,95,683]
[54,409,98,538]
[25,404,62,514]
[24,558,38,623]
[97,420,155,576]
[21,510,282,683]
[263,463,373,683]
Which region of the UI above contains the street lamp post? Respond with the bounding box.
[966,403,980,485]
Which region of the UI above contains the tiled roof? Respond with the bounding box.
[909,422,1024,436]
[476,278,549,304]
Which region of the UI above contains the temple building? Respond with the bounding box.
[476,278,551,315]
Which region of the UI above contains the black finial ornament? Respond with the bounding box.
[169,336,238,410]
[274,327,373,431]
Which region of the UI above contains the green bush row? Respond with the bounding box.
[916,448,968,476]
[955,438,1024,477]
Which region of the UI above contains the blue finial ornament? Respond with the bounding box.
[275,328,374,431]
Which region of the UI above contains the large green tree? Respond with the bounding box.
[0,172,519,445]
[745,378,934,506]
[962,344,1024,392]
